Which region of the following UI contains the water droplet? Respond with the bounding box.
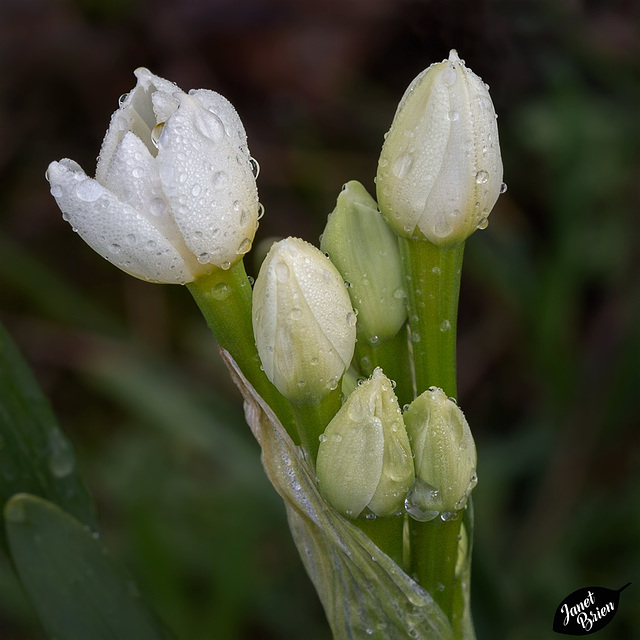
[369,335,379,345]
[125,234,136,246]
[440,320,451,332]
[310,357,319,366]
[257,203,265,220]
[447,110,459,122]
[151,122,166,149]
[500,182,508,194]
[146,240,157,250]
[48,430,75,478]
[149,198,167,216]
[109,243,121,254]
[191,183,201,197]
[237,238,252,255]
[392,153,413,178]
[477,217,489,230]
[319,434,327,443]
[440,510,460,522]
[433,212,453,238]
[347,312,357,327]
[249,157,260,178]
[393,288,406,299]
[327,378,339,391]
[197,252,210,264]
[196,110,226,141]
[442,67,457,86]
[275,261,289,282]
[118,93,129,107]
[475,170,489,184]
[411,332,421,343]
[220,260,231,270]
[76,180,102,202]
[405,479,441,522]
[212,171,228,188]
[431,266,441,275]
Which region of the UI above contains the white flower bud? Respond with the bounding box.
[320,181,407,343]
[252,237,357,405]
[377,50,503,246]
[403,387,477,520]
[46,68,259,283]
[317,368,414,518]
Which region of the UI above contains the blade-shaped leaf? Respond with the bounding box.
[5,493,174,640]
[0,321,98,552]
[221,349,472,640]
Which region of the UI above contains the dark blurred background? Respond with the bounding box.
[1,0,639,638]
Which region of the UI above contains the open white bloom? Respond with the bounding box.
[46,68,260,284]
[377,50,503,246]
[252,237,357,405]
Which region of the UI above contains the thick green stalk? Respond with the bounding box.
[291,386,342,462]
[355,326,414,407]
[399,238,466,632]
[354,514,406,570]
[399,238,464,398]
[187,260,297,440]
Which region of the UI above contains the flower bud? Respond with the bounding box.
[320,181,407,343]
[46,68,260,284]
[252,237,357,405]
[376,50,503,246]
[317,368,414,518]
[403,387,477,520]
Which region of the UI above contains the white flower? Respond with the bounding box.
[46,68,260,284]
[252,237,357,405]
[377,50,503,246]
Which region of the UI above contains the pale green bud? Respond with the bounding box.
[377,50,503,246]
[403,387,477,520]
[317,368,415,518]
[320,181,407,343]
[252,237,357,405]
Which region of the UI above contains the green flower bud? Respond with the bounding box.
[317,368,414,518]
[320,181,407,343]
[252,237,357,405]
[377,50,503,246]
[403,387,477,521]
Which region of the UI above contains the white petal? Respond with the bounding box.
[156,92,259,268]
[47,160,197,284]
[96,69,181,184]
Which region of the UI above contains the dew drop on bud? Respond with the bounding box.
[237,238,252,255]
[500,182,508,194]
[447,110,459,122]
[392,153,413,178]
[475,170,489,184]
[477,217,489,230]
[440,320,451,332]
[151,123,165,149]
[118,93,129,107]
[249,157,260,178]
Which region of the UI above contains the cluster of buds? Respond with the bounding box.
[48,50,503,524]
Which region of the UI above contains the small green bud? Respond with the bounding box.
[252,237,356,405]
[403,387,477,520]
[317,368,414,518]
[320,181,407,343]
[377,50,503,246]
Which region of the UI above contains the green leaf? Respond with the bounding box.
[0,320,98,552]
[5,493,174,640]
[222,350,472,640]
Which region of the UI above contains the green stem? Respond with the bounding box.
[399,238,466,632]
[354,514,406,570]
[187,260,297,440]
[399,238,464,399]
[355,326,414,408]
[292,386,342,462]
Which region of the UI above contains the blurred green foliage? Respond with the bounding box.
[1,0,638,638]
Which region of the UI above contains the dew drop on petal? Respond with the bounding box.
[237,238,252,255]
[500,182,508,194]
[76,180,102,202]
[50,184,63,198]
[151,123,165,149]
[477,217,489,230]
[212,171,228,188]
